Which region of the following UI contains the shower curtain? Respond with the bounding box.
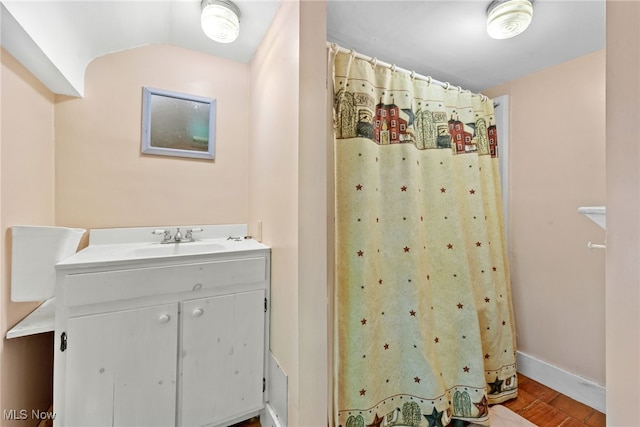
[332,49,517,427]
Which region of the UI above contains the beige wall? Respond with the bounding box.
[248,1,328,424]
[55,44,250,231]
[249,0,301,423]
[606,1,640,424]
[1,48,57,426]
[249,0,299,379]
[297,1,328,423]
[484,50,606,386]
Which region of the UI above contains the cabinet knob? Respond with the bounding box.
[158,314,171,324]
[192,308,204,318]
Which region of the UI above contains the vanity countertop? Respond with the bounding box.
[56,224,269,270]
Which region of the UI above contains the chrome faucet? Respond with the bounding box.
[152,227,203,244]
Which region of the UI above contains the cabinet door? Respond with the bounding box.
[64,304,178,427]
[181,290,265,426]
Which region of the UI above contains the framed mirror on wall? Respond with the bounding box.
[141,87,216,160]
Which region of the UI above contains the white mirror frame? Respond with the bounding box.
[141,87,216,160]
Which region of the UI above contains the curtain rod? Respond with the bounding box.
[327,42,488,101]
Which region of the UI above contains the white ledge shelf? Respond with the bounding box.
[6,298,55,339]
[578,206,606,230]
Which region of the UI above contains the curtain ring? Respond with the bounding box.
[330,43,339,53]
[349,49,356,58]
[426,76,432,86]
[444,82,450,90]
[457,86,463,93]
[390,64,397,72]
[370,57,378,67]
[410,70,416,80]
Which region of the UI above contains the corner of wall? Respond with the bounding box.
[247,0,302,424]
[1,47,57,423]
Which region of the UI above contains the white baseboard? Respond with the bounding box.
[516,351,606,413]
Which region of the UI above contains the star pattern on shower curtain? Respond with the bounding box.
[333,50,517,427]
[338,147,517,422]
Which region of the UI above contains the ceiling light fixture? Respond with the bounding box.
[201,0,241,43]
[486,0,533,40]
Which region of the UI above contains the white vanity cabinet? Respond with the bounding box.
[53,233,270,427]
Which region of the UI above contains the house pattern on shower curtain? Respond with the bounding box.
[335,88,499,157]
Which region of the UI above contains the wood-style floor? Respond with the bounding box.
[232,374,605,427]
[502,374,605,427]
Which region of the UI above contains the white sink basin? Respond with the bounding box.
[132,241,226,257]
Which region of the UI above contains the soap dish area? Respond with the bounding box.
[578,206,606,230]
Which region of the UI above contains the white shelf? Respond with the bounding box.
[578,206,606,230]
[6,298,55,339]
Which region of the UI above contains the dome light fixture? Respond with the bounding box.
[201,0,241,43]
[486,0,533,40]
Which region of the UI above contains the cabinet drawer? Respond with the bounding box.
[64,257,267,307]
